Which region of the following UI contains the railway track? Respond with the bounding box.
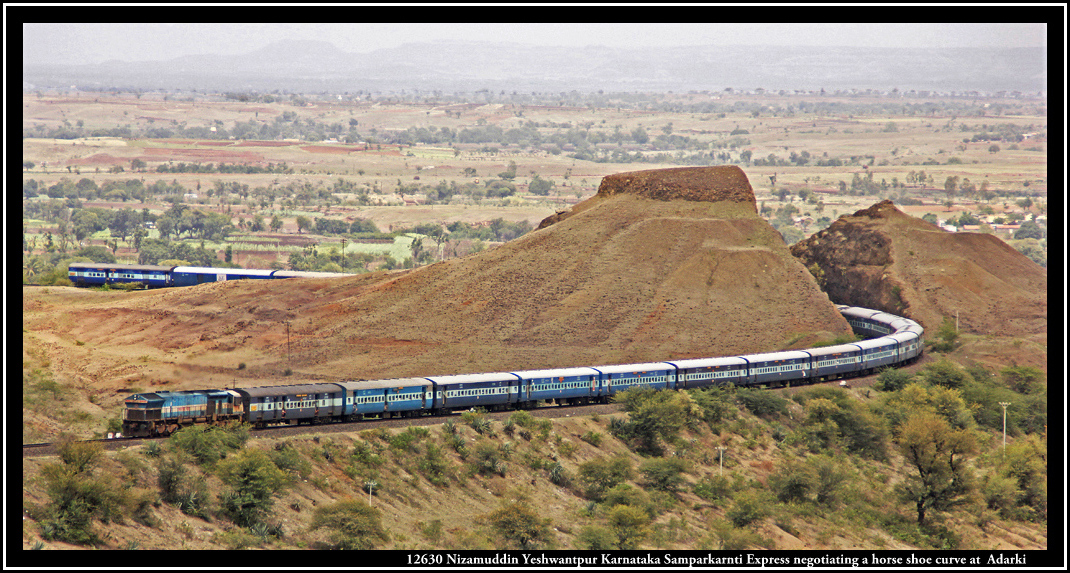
[22,401,623,457]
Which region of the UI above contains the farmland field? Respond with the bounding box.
[22,90,1047,275]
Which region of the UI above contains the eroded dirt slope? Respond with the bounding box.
[790,200,1047,339]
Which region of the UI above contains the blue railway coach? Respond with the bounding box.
[68,262,174,288]
[806,344,864,380]
[512,367,601,406]
[234,383,345,427]
[338,378,433,419]
[426,372,521,411]
[592,362,677,396]
[171,266,276,287]
[742,351,812,385]
[666,357,746,390]
[854,337,901,372]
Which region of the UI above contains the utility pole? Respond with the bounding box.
[718,446,726,476]
[284,320,292,367]
[999,402,1011,461]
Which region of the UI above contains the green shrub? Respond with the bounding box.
[726,490,772,528]
[33,450,128,546]
[875,367,913,392]
[310,498,390,550]
[481,500,554,550]
[577,455,633,500]
[574,525,615,550]
[169,423,248,466]
[472,441,507,476]
[606,504,651,549]
[269,442,312,479]
[1001,364,1045,394]
[693,475,732,503]
[580,431,603,447]
[611,387,700,455]
[638,457,690,493]
[216,449,290,527]
[919,357,971,389]
[602,484,655,518]
[928,317,960,352]
[418,443,452,487]
[690,386,738,425]
[768,460,815,503]
[735,389,788,417]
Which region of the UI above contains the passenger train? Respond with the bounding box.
[68,261,353,288]
[121,305,924,437]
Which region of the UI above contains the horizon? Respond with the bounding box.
[24,22,1048,66]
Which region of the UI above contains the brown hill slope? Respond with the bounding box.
[789,200,1047,339]
[23,167,852,427]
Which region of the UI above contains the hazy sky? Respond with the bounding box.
[24,22,1048,66]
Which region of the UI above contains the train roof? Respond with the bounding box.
[589,362,678,374]
[837,306,884,320]
[663,357,748,369]
[69,261,175,272]
[739,350,812,362]
[425,372,521,385]
[173,266,275,277]
[853,337,899,349]
[234,383,345,398]
[804,343,863,357]
[510,366,602,379]
[272,270,357,279]
[336,378,432,391]
[886,331,921,344]
[901,324,925,335]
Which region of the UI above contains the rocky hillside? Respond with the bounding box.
[790,200,1047,339]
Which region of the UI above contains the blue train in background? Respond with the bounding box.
[68,262,353,288]
[121,305,925,437]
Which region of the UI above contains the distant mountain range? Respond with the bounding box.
[23,40,1047,94]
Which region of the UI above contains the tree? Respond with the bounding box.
[929,316,960,352]
[498,161,517,180]
[270,215,283,232]
[294,215,311,234]
[895,412,977,525]
[1014,220,1045,240]
[943,175,959,204]
[310,498,390,550]
[606,504,650,549]
[528,175,554,196]
[1000,364,1045,394]
[482,500,553,550]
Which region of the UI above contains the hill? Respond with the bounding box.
[789,200,1047,340]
